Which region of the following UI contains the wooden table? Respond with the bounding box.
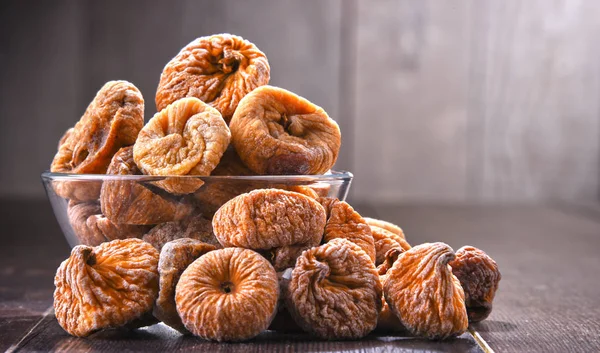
[1,199,599,352]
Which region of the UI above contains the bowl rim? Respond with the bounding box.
[41,170,353,182]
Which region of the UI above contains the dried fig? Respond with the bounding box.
[154,238,216,333]
[142,214,220,250]
[53,238,159,337]
[133,97,230,194]
[212,189,326,270]
[51,80,144,174]
[309,184,331,198]
[191,146,256,215]
[364,217,406,240]
[100,147,193,225]
[279,185,319,199]
[68,201,149,246]
[210,145,255,176]
[375,248,406,333]
[192,180,256,217]
[378,277,406,333]
[156,33,270,122]
[285,238,382,340]
[175,248,279,341]
[370,225,411,266]
[53,179,102,203]
[58,127,74,149]
[230,85,341,175]
[449,246,501,323]
[318,197,376,263]
[383,242,468,340]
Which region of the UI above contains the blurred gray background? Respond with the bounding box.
[1,0,599,205]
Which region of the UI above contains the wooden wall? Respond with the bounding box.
[1,0,598,204]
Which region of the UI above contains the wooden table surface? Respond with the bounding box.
[1,199,599,352]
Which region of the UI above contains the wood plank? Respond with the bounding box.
[469,0,600,202]
[0,200,69,352]
[354,203,600,352]
[0,0,84,198]
[5,199,600,351]
[14,317,483,352]
[0,200,485,352]
[352,0,471,203]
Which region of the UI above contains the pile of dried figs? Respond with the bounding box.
[50,33,501,341]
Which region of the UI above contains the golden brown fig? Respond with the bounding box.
[449,246,501,323]
[383,242,468,340]
[375,248,406,332]
[318,197,376,263]
[52,80,144,175]
[175,248,279,341]
[154,238,216,333]
[53,239,159,337]
[364,217,406,240]
[68,201,150,246]
[100,147,193,225]
[133,97,230,194]
[230,85,341,175]
[370,225,411,266]
[156,34,270,122]
[209,146,255,176]
[285,238,382,340]
[142,214,220,251]
[212,189,326,270]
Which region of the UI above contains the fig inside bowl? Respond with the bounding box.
[41,171,353,248]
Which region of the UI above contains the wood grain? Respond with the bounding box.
[355,203,600,352]
[4,200,600,351]
[12,318,483,352]
[351,0,471,202]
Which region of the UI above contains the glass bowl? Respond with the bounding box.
[41,171,353,248]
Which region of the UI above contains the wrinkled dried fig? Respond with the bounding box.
[383,242,468,340]
[376,248,404,276]
[286,238,382,340]
[210,146,255,176]
[375,248,406,332]
[53,179,102,203]
[143,214,220,250]
[364,217,406,240]
[449,246,501,323]
[133,97,230,194]
[212,189,326,270]
[68,201,150,246]
[278,185,319,199]
[53,238,159,337]
[175,248,279,341]
[192,180,256,217]
[308,184,331,198]
[51,80,144,175]
[156,34,270,122]
[318,197,376,263]
[100,147,193,225]
[230,85,341,175]
[58,128,74,149]
[370,225,411,266]
[154,238,216,333]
